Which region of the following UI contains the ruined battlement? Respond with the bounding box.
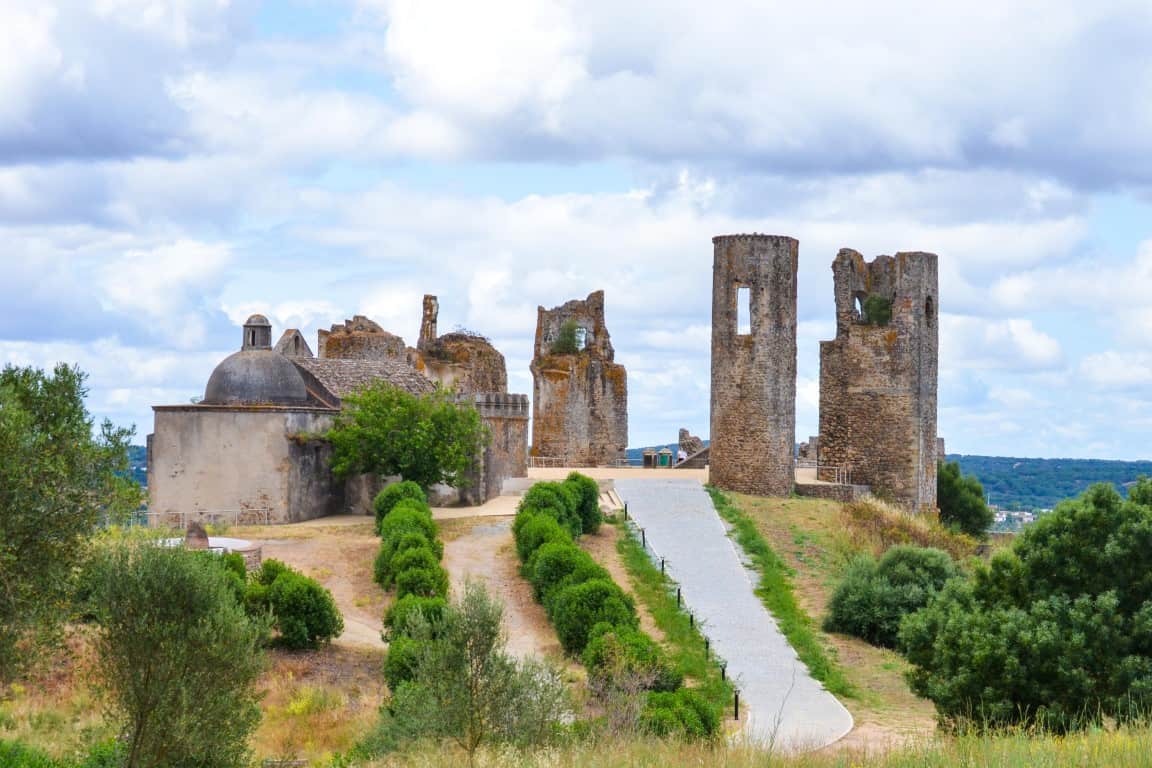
[464,392,530,419]
[317,315,407,361]
[530,290,628,466]
[710,234,797,496]
[818,249,938,512]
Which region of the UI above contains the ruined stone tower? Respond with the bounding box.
[530,290,628,466]
[411,294,508,394]
[817,249,938,512]
[710,235,798,496]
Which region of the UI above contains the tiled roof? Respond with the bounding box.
[291,357,434,405]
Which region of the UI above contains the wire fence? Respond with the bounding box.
[620,501,742,720]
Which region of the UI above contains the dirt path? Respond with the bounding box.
[441,517,569,664]
[244,522,387,650]
[580,522,664,642]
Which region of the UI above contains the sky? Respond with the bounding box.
[2,0,1152,459]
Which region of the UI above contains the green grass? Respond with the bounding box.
[613,518,734,716]
[705,486,854,698]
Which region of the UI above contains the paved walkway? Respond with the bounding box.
[614,478,853,752]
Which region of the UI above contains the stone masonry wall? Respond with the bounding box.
[317,316,407,361]
[460,394,529,504]
[530,290,628,466]
[411,294,509,394]
[818,249,938,512]
[710,234,798,496]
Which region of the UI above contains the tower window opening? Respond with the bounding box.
[737,286,751,335]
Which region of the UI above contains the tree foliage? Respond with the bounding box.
[902,481,1152,732]
[0,364,141,681]
[823,545,959,648]
[937,460,993,538]
[550,319,582,355]
[328,383,487,491]
[380,582,570,765]
[88,541,267,768]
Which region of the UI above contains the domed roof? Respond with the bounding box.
[203,349,309,406]
[245,314,271,326]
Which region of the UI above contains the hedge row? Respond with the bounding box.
[513,475,717,740]
[372,483,449,602]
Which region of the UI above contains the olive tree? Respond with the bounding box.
[89,541,268,768]
[0,364,141,681]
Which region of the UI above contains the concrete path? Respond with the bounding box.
[614,478,853,752]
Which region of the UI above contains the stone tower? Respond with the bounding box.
[817,249,938,512]
[710,234,798,496]
[530,290,628,466]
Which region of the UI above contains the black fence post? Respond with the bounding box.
[705,637,710,654]
[690,613,694,629]
[641,528,646,548]
[624,502,629,520]
[734,690,740,720]
[661,557,665,574]
[721,662,726,681]
[676,587,681,607]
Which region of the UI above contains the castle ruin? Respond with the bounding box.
[709,235,798,496]
[817,249,938,512]
[530,290,628,466]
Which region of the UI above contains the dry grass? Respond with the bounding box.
[252,646,386,763]
[341,726,1152,767]
[725,493,938,748]
[838,498,978,561]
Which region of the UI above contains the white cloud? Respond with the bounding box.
[942,315,1064,371]
[1080,350,1152,390]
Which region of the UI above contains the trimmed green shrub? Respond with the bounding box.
[256,557,290,586]
[516,514,572,563]
[520,482,582,538]
[526,542,608,603]
[823,545,959,648]
[392,546,440,576]
[548,578,637,654]
[384,594,448,640]
[374,481,428,530]
[641,688,719,740]
[378,505,437,545]
[266,570,344,650]
[375,531,441,589]
[564,471,602,534]
[582,622,682,692]
[384,635,422,691]
[395,565,449,600]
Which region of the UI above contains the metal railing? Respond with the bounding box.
[145,507,275,529]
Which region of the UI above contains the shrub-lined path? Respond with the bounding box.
[615,478,853,751]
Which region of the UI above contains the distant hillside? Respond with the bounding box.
[625,445,1151,511]
[127,445,147,487]
[949,454,1152,511]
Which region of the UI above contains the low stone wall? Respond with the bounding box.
[794,482,871,503]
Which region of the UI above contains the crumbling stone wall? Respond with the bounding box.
[317,316,407,360]
[411,294,509,394]
[530,290,628,466]
[818,249,938,512]
[679,428,705,456]
[710,234,797,496]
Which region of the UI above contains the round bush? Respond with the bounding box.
[378,507,438,551]
[384,594,448,640]
[373,481,428,528]
[527,542,608,603]
[582,623,682,693]
[519,482,582,538]
[548,578,637,654]
[383,635,422,691]
[395,565,449,600]
[391,546,440,576]
[267,571,344,650]
[256,558,290,586]
[516,514,572,563]
[564,471,603,534]
[823,545,959,648]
